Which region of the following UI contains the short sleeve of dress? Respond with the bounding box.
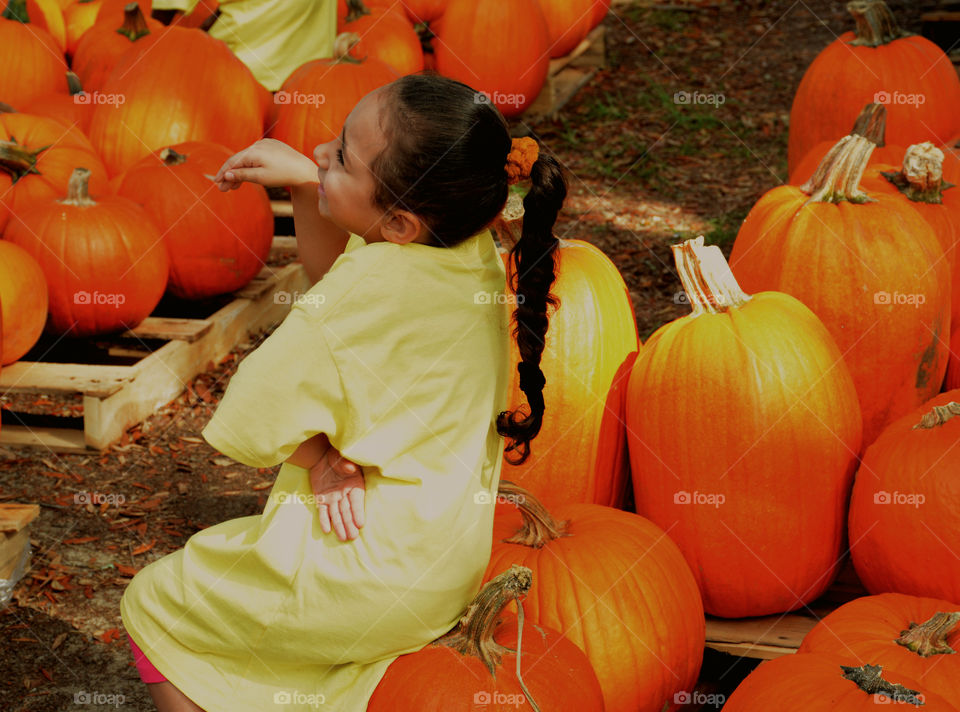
[201,305,344,469]
[149,0,199,12]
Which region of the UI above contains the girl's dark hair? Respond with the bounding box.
[373,73,567,465]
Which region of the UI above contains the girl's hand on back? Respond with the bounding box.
[309,447,366,542]
[214,138,319,192]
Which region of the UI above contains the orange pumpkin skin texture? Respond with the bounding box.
[435,0,550,118]
[483,486,704,712]
[113,142,274,300]
[848,391,960,604]
[5,0,67,52]
[5,168,169,337]
[72,3,161,92]
[0,113,110,234]
[368,567,605,712]
[724,654,959,712]
[0,20,68,107]
[0,241,48,364]
[88,26,264,176]
[787,2,960,175]
[536,0,594,59]
[629,239,862,617]
[23,72,94,134]
[798,593,960,701]
[730,137,950,448]
[94,0,147,21]
[499,239,639,509]
[400,0,446,23]
[339,4,424,76]
[63,0,101,58]
[589,0,610,28]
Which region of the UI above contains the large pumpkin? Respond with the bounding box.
[72,3,162,93]
[368,566,605,711]
[94,0,146,21]
[112,142,274,300]
[798,593,960,702]
[435,0,550,118]
[788,0,960,175]
[589,0,610,28]
[0,241,48,364]
[88,25,264,175]
[22,71,94,134]
[629,237,862,617]
[4,168,169,337]
[724,655,958,711]
[730,133,950,447]
[0,12,68,107]
[498,238,638,509]
[848,392,960,604]
[63,0,100,57]
[400,0,446,23]
[3,0,66,52]
[268,33,397,158]
[0,112,110,234]
[482,482,704,712]
[339,0,424,76]
[536,0,594,58]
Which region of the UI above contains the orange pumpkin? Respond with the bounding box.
[368,566,605,711]
[799,593,960,702]
[22,71,94,134]
[3,0,66,52]
[72,3,161,92]
[483,483,704,712]
[0,12,68,107]
[628,238,862,617]
[0,112,110,234]
[113,142,274,300]
[63,0,101,57]
[88,26,265,175]
[724,655,958,711]
[268,33,398,158]
[94,0,147,21]
[400,0,446,23]
[0,241,48,364]
[730,133,950,447]
[435,0,550,118]
[788,0,960,175]
[338,0,424,76]
[536,0,594,58]
[4,168,168,337]
[499,238,638,509]
[589,0,610,28]
[848,392,960,604]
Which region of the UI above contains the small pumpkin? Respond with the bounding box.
[63,0,99,56]
[536,0,594,59]
[589,0,610,29]
[798,593,960,701]
[112,142,274,300]
[3,0,66,52]
[0,11,68,107]
[482,482,704,712]
[338,0,424,76]
[72,3,161,93]
[0,241,48,364]
[22,71,94,134]
[629,238,862,617]
[93,0,146,21]
[400,0,446,23]
[848,392,960,604]
[4,167,169,337]
[368,565,605,711]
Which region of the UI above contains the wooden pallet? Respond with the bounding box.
[523,25,606,119]
[0,235,308,453]
[0,504,38,583]
[704,560,868,660]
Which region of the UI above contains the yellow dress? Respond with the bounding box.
[149,0,337,90]
[120,231,510,712]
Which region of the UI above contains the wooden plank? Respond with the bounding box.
[0,425,89,453]
[922,11,960,21]
[524,26,605,118]
[234,266,285,300]
[0,528,31,580]
[121,317,214,343]
[269,236,298,262]
[705,614,820,659]
[0,362,133,398]
[0,504,39,532]
[271,200,293,218]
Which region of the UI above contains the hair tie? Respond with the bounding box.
[505,137,539,185]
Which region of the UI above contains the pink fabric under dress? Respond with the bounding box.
[129,633,168,683]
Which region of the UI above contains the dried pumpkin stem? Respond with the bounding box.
[913,402,960,430]
[881,143,954,205]
[801,134,876,205]
[672,236,750,316]
[895,612,960,657]
[117,3,151,42]
[847,0,911,47]
[343,0,371,24]
[840,664,923,704]
[0,102,15,114]
[498,481,570,547]
[66,71,84,96]
[1,0,30,23]
[59,167,96,207]
[850,103,887,147]
[0,141,46,182]
[160,148,188,166]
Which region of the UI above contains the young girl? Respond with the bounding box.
[120,73,566,712]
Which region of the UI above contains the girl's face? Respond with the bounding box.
[313,87,424,244]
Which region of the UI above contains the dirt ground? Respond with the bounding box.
[0,1,942,710]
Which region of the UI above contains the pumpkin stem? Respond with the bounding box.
[672,236,750,315]
[800,134,876,205]
[116,2,152,42]
[332,32,365,65]
[0,141,46,183]
[850,103,887,147]
[343,0,371,24]
[436,565,532,675]
[159,147,188,166]
[894,611,960,657]
[840,664,923,704]
[912,401,960,429]
[847,0,911,47]
[881,143,955,205]
[497,481,570,547]
[59,167,97,207]
[0,102,15,114]
[66,71,84,96]
[1,0,30,22]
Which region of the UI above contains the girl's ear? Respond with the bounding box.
[380,209,428,245]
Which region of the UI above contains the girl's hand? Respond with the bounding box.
[309,447,365,541]
[213,138,318,192]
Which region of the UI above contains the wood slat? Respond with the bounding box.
[0,362,133,398]
[0,528,31,579]
[121,317,214,343]
[705,614,820,659]
[270,200,293,218]
[0,425,89,453]
[0,504,40,533]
